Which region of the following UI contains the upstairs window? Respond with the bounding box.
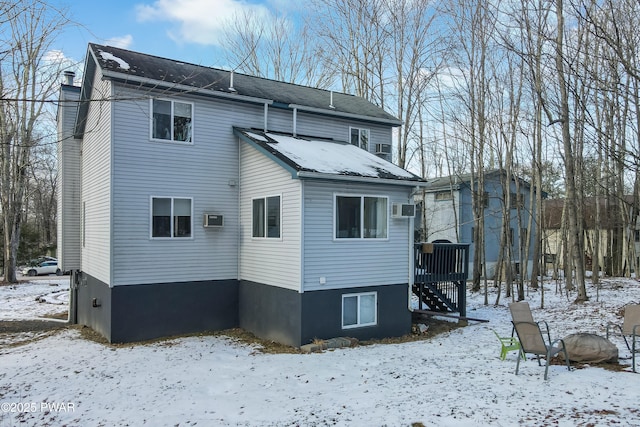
[434,191,453,201]
[335,195,388,239]
[252,195,281,238]
[520,227,528,250]
[151,197,192,238]
[151,99,193,143]
[473,191,489,208]
[350,127,369,150]
[509,192,524,209]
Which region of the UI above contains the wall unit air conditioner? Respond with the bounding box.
[391,203,416,218]
[203,213,223,228]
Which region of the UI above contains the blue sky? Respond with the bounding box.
[50,0,291,68]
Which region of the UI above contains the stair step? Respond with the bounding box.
[413,284,456,313]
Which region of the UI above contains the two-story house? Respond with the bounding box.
[57,44,425,346]
[416,170,538,280]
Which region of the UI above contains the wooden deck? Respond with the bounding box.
[413,242,470,317]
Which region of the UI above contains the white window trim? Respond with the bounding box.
[251,194,282,240]
[349,126,370,150]
[333,193,389,241]
[149,98,194,144]
[342,291,378,329]
[149,196,194,240]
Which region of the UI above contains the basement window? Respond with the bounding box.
[342,292,377,329]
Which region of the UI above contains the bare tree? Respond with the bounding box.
[555,0,588,300]
[442,0,499,293]
[222,7,333,88]
[0,0,68,282]
[28,140,57,249]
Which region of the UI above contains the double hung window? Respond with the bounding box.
[151,99,193,143]
[349,127,369,150]
[151,197,192,238]
[509,193,524,209]
[335,195,388,239]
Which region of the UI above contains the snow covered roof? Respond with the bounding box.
[234,128,425,186]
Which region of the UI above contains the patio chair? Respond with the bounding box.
[492,329,524,361]
[511,320,572,380]
[508,302,550,343]
[606,304,640,373]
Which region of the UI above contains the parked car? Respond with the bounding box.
[28,256,57,265]
[22,260,62,276]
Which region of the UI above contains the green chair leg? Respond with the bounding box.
[493,330,523,361]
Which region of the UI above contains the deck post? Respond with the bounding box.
[459,244,470,317]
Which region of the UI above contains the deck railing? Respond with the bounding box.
[414,242,470,316]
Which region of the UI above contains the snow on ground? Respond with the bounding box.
[0,277,639,427]
[0,278,69,320]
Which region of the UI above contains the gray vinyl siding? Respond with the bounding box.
[81,73,112,284]
[295,110,392,151]
[56,86,82,271]
[302,181,413,292]
[265,107,393,154]
[239,143,302,291]
[109,87,266,285]
[264,105,293,133]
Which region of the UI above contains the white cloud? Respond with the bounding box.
[44,49,66,63]
[135,0,270,46]
[105,34,134,49]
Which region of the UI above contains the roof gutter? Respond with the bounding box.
[296,171,428,187]
[424,182,463,192]
[287,104,403,127]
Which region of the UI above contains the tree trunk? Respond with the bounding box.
[556,0,587,301]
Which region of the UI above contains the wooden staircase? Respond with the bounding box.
[413,243,470,317]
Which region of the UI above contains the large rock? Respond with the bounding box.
[563,333,618,363]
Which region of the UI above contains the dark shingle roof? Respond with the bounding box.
[87,43,400,124]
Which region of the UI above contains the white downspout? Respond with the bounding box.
[264,103,268,132]
[292,107,297,137]
[229,71,236,92]
[408,206,414,311]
